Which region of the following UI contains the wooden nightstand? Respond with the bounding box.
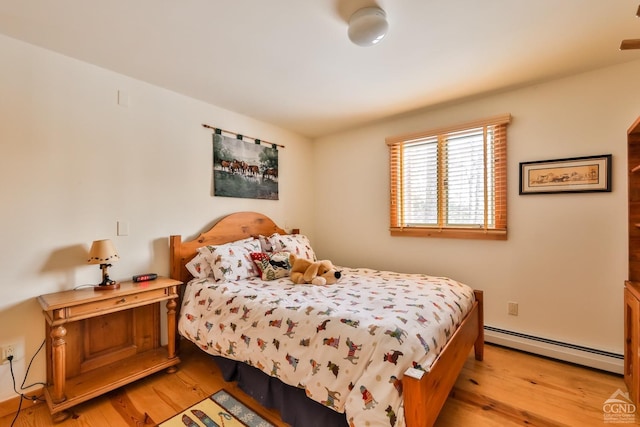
[37,277,182,421]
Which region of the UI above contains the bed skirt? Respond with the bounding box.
[213,355,349,427]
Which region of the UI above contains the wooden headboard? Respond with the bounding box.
[169,211,287,284]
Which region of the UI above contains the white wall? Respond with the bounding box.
[2,29,639,406]
[312,59,640,357]
[0,34,314,402]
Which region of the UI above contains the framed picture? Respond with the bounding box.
[519,154,612,195]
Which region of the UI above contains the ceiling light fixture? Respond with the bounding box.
[348,6,388,47]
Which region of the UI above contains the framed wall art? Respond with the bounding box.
[519,154,612,195]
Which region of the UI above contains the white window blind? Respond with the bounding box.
[387,114,510,240]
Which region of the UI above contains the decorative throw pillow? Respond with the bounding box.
[250,251,291,281]
[271,234,317,261]
[185,252,213,279]
[197,237,262,282]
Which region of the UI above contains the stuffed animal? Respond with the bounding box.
[289,254,341,285]
[289,254,314,284]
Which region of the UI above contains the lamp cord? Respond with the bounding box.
[8,339,46,426]
[73,284,97,290]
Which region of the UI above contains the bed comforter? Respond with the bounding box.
[178,267,475,427]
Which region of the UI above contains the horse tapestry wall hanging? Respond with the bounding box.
[212,133,279,200]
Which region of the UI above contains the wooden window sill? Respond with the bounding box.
[390,227,507,240]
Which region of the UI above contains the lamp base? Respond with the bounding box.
[94,282,120,291]
[94,264,120,290]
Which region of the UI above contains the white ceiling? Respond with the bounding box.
[1,1,639,138]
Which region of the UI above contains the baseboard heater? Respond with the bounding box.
[484,326,623,374]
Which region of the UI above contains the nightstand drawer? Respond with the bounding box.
[65,288,171,319]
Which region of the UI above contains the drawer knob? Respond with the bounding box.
[117,298,126,304]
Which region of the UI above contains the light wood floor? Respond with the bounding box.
[2,341,629,426]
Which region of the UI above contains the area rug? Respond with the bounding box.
[158,389,276,427]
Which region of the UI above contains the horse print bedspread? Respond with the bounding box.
[178,267,475,427]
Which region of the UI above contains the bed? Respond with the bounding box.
[169,212,484,427]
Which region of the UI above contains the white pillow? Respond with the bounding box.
[269,233,316,261]
[197,237,262,282]
[185,252,213,279]
[257,234,276,253]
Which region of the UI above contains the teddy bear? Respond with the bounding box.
[289,254,341,285]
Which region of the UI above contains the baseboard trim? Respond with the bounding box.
[484,326,624,374]
[0,387,43,419]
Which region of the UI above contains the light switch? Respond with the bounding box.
[117,90,129,107]
[117,221,129,236]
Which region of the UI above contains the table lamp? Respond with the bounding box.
[87,239,120,290]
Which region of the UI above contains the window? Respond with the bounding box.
[387,114,511,240]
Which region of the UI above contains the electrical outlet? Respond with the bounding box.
[1,344,16,364]
[508,302,519,316]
